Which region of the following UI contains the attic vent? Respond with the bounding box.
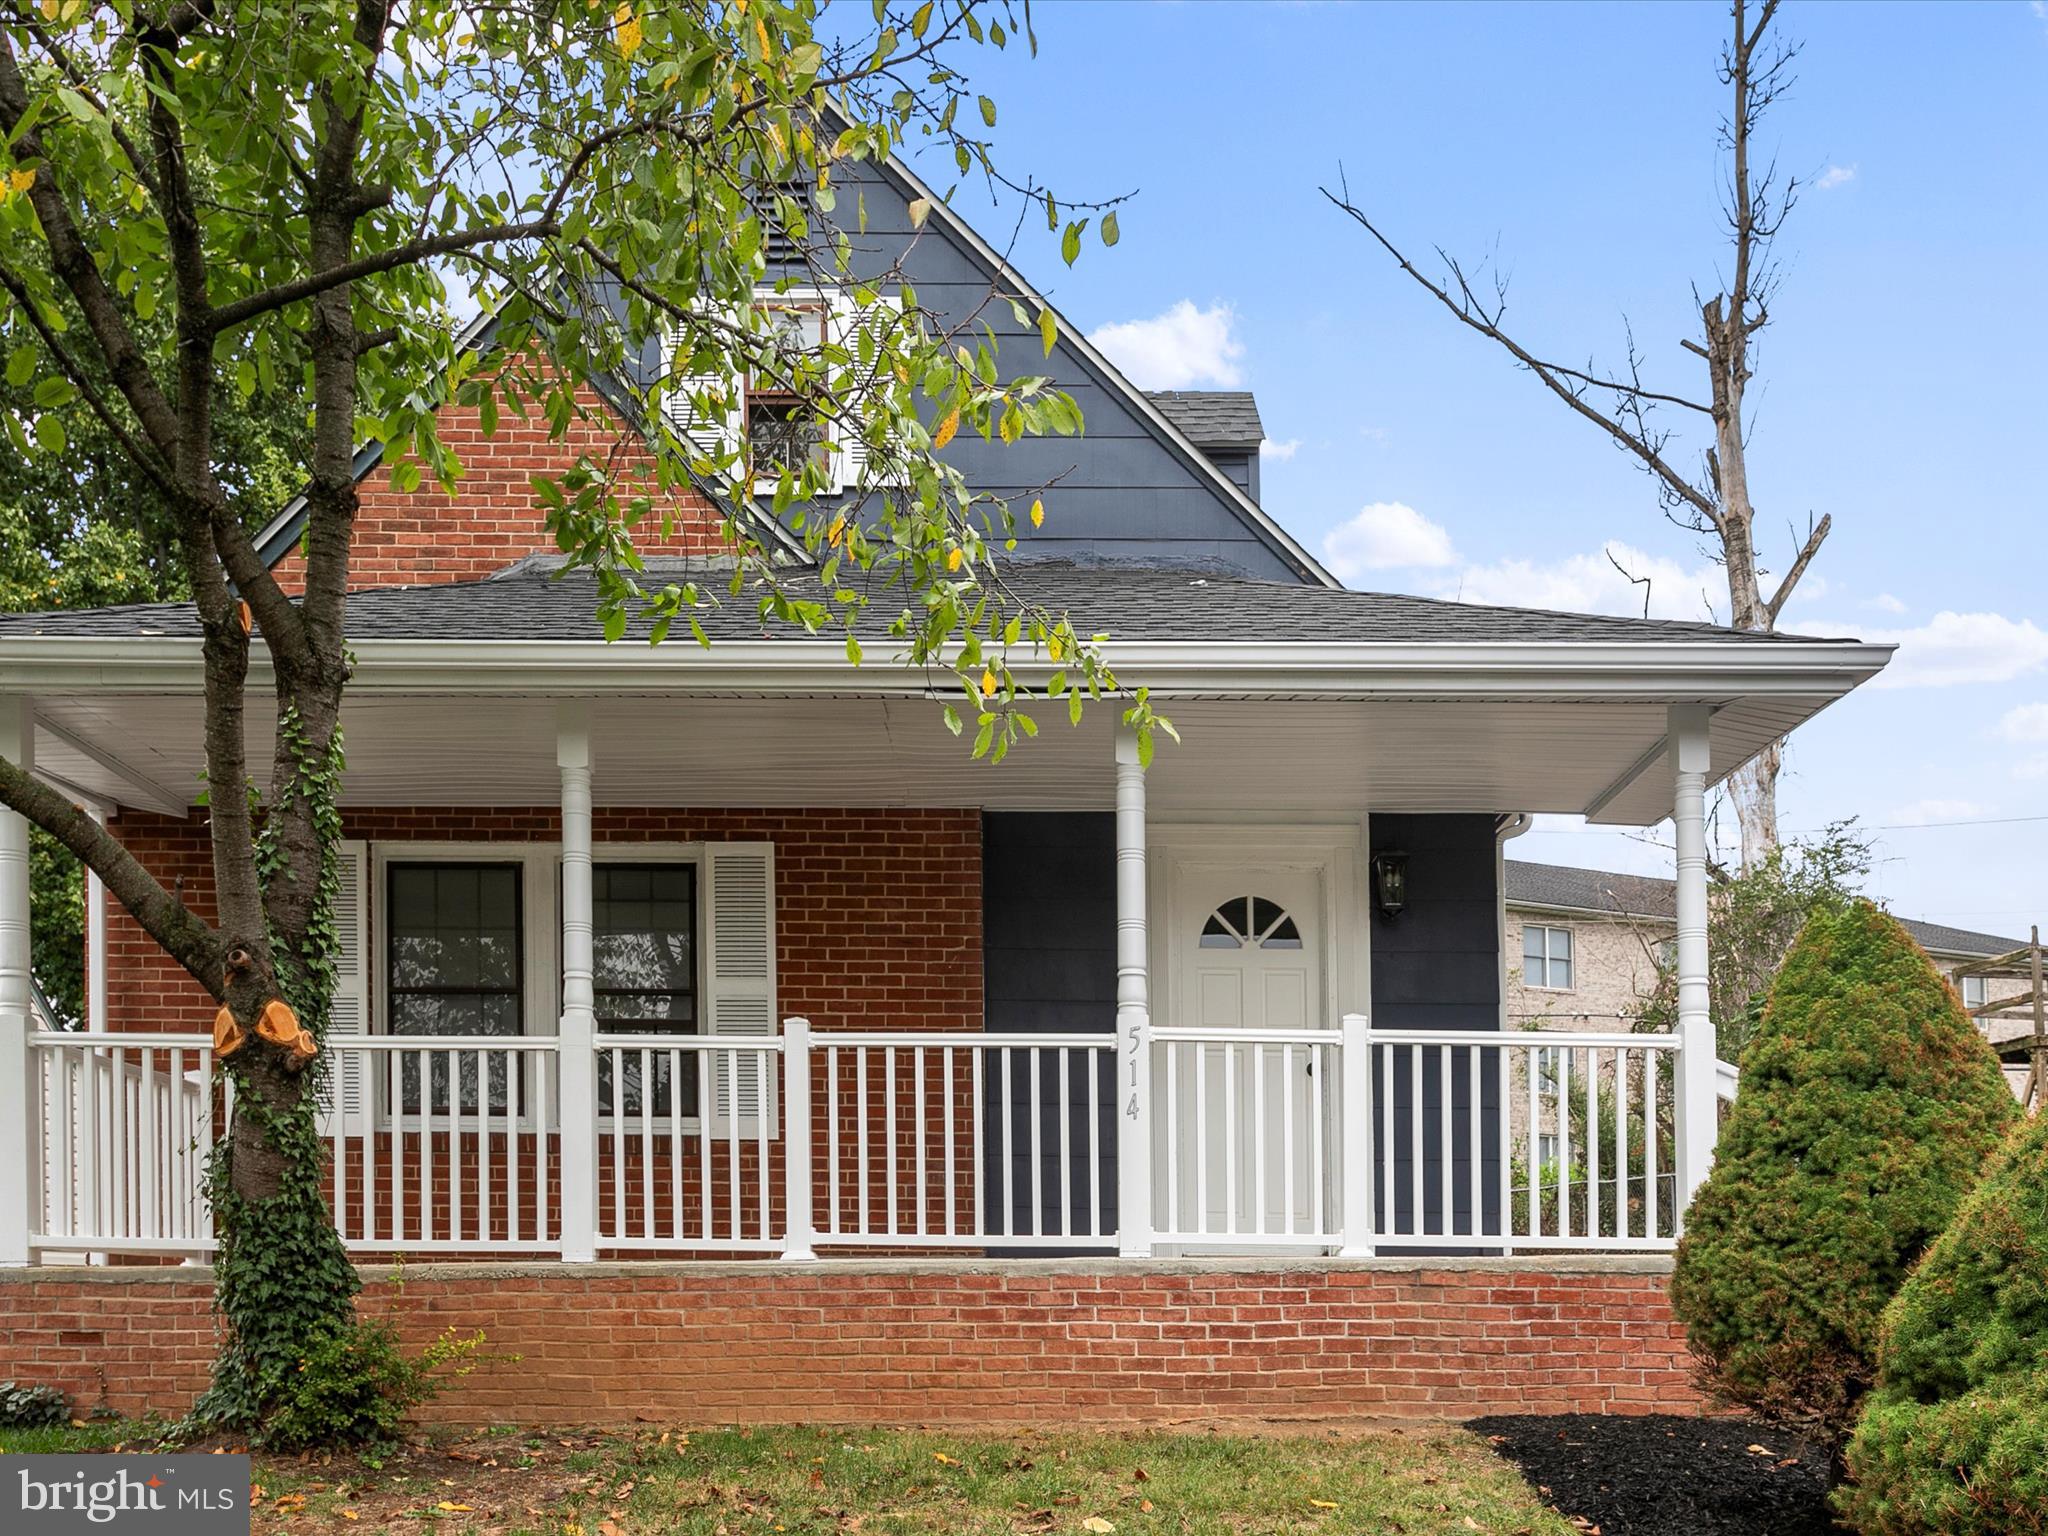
[748,180,812,267]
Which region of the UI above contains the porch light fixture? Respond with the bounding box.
[1372,850,1409,921]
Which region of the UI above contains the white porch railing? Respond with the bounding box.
[32,1033,222,1256]
[803,1031,1117,1250]
[1151,1027,1344,1248]
[1369,1029,1681,1252]
[19,1016,1690,1262]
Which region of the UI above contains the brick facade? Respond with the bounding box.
[270,377,730,594]
[100,806,983,1038]
[0,1259,1704,1424]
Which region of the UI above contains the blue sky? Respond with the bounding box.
[931,0,2048,934]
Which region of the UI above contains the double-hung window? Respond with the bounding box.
[386,862,523,1115]
[1522,924,1574,990]
[1961,974,1989,1021]
[594,863,699,1118]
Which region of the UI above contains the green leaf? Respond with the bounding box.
[1061,220,1084,267]
[31,375,74,409]
[1101,210,1119,248]
[910,1,933,37]
[978,95,997,128]
[33,414,65,454]
[5,347,36,387]
[1037,306,1057,357]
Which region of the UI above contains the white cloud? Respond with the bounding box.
[1888,798,1989,826]
[1815,163,1858,191]
[1090,300,1244,389]
[1866,592,1908,615]
[1440,540,1726,622]
[1849,612,2048,689]
[1999,702,2048,742]
[1321,502,1460,579]
[1260,438,1301,463]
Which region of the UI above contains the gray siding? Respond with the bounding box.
[981,812,1118,1247]
[621,161,1311,582]
[1369,814,1504,1241]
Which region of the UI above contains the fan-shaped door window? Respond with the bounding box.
[1198,895,1304,950]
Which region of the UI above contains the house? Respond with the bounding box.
[0,146,1896,1426]
[1502,859,2037,1102]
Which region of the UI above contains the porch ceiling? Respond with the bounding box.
[29,691,1834,825]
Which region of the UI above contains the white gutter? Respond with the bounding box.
[0,635,1896,700]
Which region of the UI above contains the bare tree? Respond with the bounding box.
[1325,0,1825,868]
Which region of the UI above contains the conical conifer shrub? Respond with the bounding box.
[1838,1111,2048,1534]
[1670,900,2015,1443]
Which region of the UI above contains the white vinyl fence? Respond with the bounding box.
[21,1016,1687,1262]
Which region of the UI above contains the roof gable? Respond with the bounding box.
[251,155,1332,587]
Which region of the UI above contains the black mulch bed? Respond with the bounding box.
[1468,1413,1836,1536]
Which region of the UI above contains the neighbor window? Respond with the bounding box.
[1522,924,1574,990]
[386,862,524,1113]
[1961,974,1989,1020]
[593,863,699,1117]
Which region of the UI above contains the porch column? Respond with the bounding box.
[0,697,34,1265]
[1670,704,1717,1218]
[1113,726,1152,1257]
[557,703,598,1262]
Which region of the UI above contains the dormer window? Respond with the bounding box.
[662,287,892,498]
[747,299,835,489]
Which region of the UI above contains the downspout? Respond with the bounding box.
[1494,815,1532,1031]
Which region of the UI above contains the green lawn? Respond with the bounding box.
[0,1421,1576,1536]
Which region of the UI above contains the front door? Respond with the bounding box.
[1160,866,1327,1243]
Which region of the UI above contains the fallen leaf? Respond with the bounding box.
[438,1502,475,1513]
[340,1513,359,1522]
[1746,1444,1775,1457]
[1132,1467,1150,1484]
[1138,1500,1154,1514]
[933,1452,961,1467]
[1081,1520,1116,1534]
[1309,1499,1340,1510]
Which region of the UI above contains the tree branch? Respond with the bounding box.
[1323,181,1724,529]
[0,755,221,999]
[207,216,559,332]
[0,261,178,498]
[1763,512,1830,628]
[0,35,182,461]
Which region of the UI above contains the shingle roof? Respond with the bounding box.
[1146,392,1263,448]
[0,560,1860,646]
[1504,859,2023,958]
[1503,860,1678,920]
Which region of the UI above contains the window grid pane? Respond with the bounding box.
[592,863,699,1118]
[387,862,524,1115]
[1524,925,1574,990]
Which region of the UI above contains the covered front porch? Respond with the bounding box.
[0,635,1877,1267]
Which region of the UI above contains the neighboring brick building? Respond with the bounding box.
[1504,858,2033,1097]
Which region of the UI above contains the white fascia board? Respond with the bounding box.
[0,635,1897,701]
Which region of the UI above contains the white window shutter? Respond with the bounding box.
[828,291,910,492]
[703,842,777,1137]
[318,839,370,1138]
[661,321,743,464]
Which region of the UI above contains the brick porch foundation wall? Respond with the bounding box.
[0,1258,1704,1424]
